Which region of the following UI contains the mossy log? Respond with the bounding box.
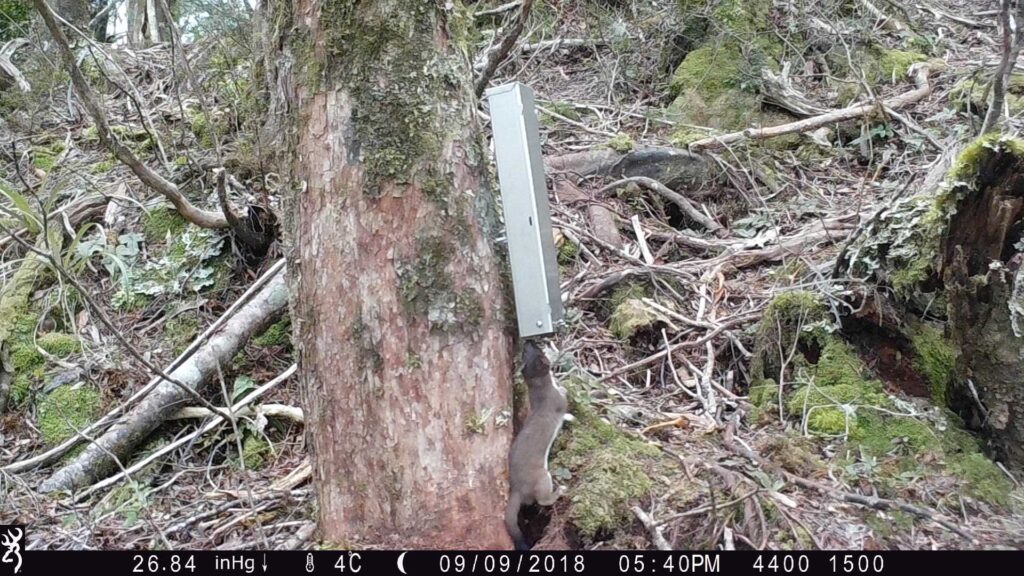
[0,227,62,414]
[836,135,1024,470]
[38,271,287,493]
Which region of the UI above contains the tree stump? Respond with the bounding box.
[837,135,1024,469]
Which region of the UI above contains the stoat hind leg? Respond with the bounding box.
[534,473,559,506]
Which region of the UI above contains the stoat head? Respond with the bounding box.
[522,340,551,380]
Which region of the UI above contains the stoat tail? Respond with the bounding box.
[505,492,529,551]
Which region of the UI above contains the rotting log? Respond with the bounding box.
[545,145,709,190]
[38,271,288,493]
[836,135,1024,469]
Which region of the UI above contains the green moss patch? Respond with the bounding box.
[606,133,635,153]
[670,44,744,100]
[37,385,103,445]
[749,295,1013,507]
[947,453,1014,507]
[910,325,955,404]
[253,318,292,348]
[239,435,272,470]
[951,73,1024,117]
[874,49,927,83]
[143,207,189,244]
[749,290,830,388]
[608,298,661,340]
[552,383,672,541]
[164,315,200,356]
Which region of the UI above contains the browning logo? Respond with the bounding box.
[0,526,22,575]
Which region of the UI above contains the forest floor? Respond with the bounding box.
[2,0,1024,550]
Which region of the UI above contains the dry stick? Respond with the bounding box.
[72,364,297,502]
[32,0,228,229]
[474,0,534,97]
[915,4,992,28]
[599,176,725,235]
[857,0,905,31]
[632,506,672,550]
[688,63,935,151]
[0,38,30,92]
[520,38,606,54]
[2,259,285,474]
[981,0,1024,134]
[598,311,762,383]
[170,403,303,422]
[475,0,521,18]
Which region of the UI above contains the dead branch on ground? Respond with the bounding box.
[689,63,936,151]
[32,0,230,229]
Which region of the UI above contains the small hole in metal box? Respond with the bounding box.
[528,216,533,226]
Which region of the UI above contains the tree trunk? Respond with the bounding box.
[275,1,514,548]
[126,0,173,47]
[836,135,1024,470]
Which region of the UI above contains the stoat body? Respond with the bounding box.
[505,341,571,551]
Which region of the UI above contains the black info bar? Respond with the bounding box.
[3,550,1022,576]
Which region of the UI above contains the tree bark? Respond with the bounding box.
[275,1,514,548]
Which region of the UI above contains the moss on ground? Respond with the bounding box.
[606,133,635,153]
[239,435,272,470]
[253,317,292,348]
[143,207,189,244]
[37,385,103,445]
[749,290,830,389]
[552,381,672,541]
[910,325,955,404]
[669,44,745,100]
[608,298,660,340]
[749,293,1012,506]
[951,73,1024,117]
[874,49,928,83]
[164,315,200,356]
[947,453,1014,507]
[32,141,65,172]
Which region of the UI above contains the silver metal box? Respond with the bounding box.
[485,82,563,337]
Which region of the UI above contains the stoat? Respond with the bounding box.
[505,340,573,551]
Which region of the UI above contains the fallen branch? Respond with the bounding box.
[32,0,229,229]
[37,271,288,493]
[545,145,709,190]
[689,63,935,151]
[474,0,534,97]
[71,365,297,501]
[520,38,606,54]
[599,176,725,236]
[0,38,31,92]
[3,260,286,474]
[857,0,905,32]
[170,402,303,422]
[760,64,830,117]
